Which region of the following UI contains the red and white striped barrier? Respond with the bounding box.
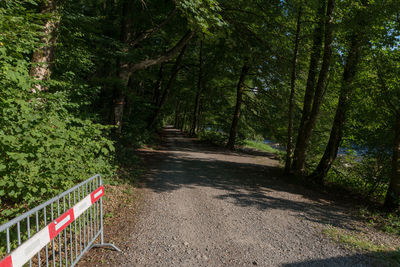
[0,185,104,267]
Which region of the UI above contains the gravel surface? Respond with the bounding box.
[82,127,391,266]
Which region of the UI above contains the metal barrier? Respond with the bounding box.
[0,174,120,267]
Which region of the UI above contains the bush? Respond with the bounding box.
[198,129,227,146]
[0,5,116,221]
[0,89,116,221]
[326,151,391,201]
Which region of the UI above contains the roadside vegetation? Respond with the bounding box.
[323,225,400,265]
[243,140,282,155]
[1,0,400,249]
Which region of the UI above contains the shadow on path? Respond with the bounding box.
[137,128,362,232]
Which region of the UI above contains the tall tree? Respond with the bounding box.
[303,0,335,155]
[110,0,203,133]
[292,0,336,174]
[285,4,303,174]
[309,2,368,182]
[152,64,165,107]
[375,47,400,210]
[226,60,250,150]
[147,44,188,129]
[113,0,133,135]
[292,0,327,173]
[30,0,59,92]
[384,113,400,210]
[190,39,204,136]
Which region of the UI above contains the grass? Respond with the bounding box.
[358,208,400,236]
[323,225,400,265]
[323,225,387,252]
[243,140,282,154]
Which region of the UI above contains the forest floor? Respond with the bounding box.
[80,126,400,266]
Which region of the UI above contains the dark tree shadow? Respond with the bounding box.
[160,127,280,160]
[135,128,366,232]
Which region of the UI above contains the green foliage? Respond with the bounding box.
[1,0,400,235]
[0,92,115,212]
[325,152,391,200]
[0,0,116,222]
[322,224,400,265]
[243,140,282,155]
[177,0,226,34]
[198,130,227,146]
[359,208,400,236]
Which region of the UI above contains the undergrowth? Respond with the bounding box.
[323,225,400,265]
[243,140,283,156]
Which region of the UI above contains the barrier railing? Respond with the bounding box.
[0,174,120,267]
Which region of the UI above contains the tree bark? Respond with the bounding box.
[30,0,59,93]
[292,0,335,174]
[284,6,302,174]
[147,44,187,129]
[190,40,203,136]
[226,61,250,150]
[292,0,326,173]
[112,0,132,135]
[304,0,335,144]
[309,28,364,183]
[152,64,165,106]
[384,115,400,211]
[112,2,193,134]
[181,107,188,132]
[174,101,181,127]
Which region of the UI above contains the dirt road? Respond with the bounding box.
[86,127,387,266]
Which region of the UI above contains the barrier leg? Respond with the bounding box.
[90,192,121,252]
[90,243,121,252]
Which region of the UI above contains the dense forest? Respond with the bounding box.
[1,0,400,223]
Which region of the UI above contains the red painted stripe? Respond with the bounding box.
[48,208,75,240]
[90,185,104,204]
[1,185,105,266]
[0,255,12,267]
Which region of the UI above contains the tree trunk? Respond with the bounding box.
[174,101,181,127]
[30,0,59,93]
[147,44,187,129]
[284,6,302,174]
[181,108,188,132]
[384,115,400,211]
[292,0,335,174]
[303,0,335,146]
[292,0,326,173]
[190,88,201,136]
[226,61,250,150]
[111,3,194,133]
[152,64,164,106]
[309,28,364,183]
[190,40,203,136]
[112,0,132,135]
[198,103,204,132]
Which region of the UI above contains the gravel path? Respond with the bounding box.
[86,127,386,266]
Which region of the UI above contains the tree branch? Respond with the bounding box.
[130,30,195,73]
